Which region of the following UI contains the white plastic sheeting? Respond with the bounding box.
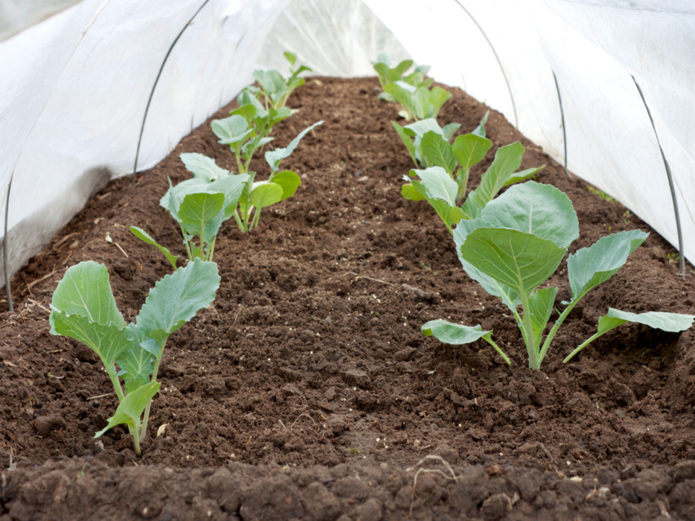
[0,0,288,284]
[1,0,693,288]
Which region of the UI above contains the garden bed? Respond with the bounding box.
[1,76,694,520]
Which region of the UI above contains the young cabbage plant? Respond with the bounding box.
[402,136,543,233]
[131,153,249,264]
[212,116,322,232]
[372,55,432,109]
[421,181,694,370]
[251,51,312,110]
[49,259,220,455]
[382,80,451,121]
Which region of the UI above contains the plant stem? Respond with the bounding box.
[563,325,622,363]
[456,168,470,205]
[520,292,540,369]
[538,291,587,364]
[107,366,125,402]
[250,207,262,231]
[140,340,166,444]
[207,236,216,262]
[484,336,511,365]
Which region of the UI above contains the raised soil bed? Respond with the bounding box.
[1,77,694,520]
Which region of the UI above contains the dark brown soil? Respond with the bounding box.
[1,77,694,520]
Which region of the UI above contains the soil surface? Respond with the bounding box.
[1,77,695,520]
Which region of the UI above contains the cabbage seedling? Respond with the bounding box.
[372,55,432,109]
[49,259,219,454]
[422,181,694,369]
[131,153,249,264]
[212,114,322,232]
[402,131,542,233]
[252,51,312,109]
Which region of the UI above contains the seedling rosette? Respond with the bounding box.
[400,117,542,232]
[211,116,322,232]
[422,181,694,370]
[49,259,220,454]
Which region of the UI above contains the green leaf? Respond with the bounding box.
[50,261,125,328]
[597,308,695,335]
[427,86,452,118]
[452,133,492,170]
[422,319,490,344]
[135,259,220,339]
[460,228,566,300]
[401,182,426,201]
[462,142,525,218]
[179,153,229,182]
[94,381,161,439]
[249,182,284,209]
[177,192,225,246]
[50,311,134,368]
[269,170,301,201]
[567,230,648,299]
[420,132,456,173]
[211,115,252,146]
[264,120,323,172]
[129,226,178,269]
[253,69,286,100]
[503,166,544,187]
[413,167,458,206]
[459,181,579,248]
[528,287,558,349]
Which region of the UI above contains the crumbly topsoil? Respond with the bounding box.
[1,77,694,520]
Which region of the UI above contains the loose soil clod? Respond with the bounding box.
[1,77,694,520]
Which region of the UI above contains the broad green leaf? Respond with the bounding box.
[460,227,566,299]
[94,381,161,438]
[211,115,252,146]
[528,287,558,349]
[427,86,451,118]
[178,192,225,246]
[459,181,579,248]
[253,69,285,101]
[405,118,445,138]
[472,111,489,138]
[567,230,648,299]
[452,133,492,170]
[413,167,458,206]
[420,132,456,173]
[270,170,301,201]
[462,142,524,218]
[401,182,426,201]
[422,319,490,344]
[208,174,249,218]
[50,261,125,328]
[129,226,178,269]
[135,259,220,338]
[179,153,229,182]
[250,182,284,209]
[392,121,417,165]
[265,120,323,172]
[405,118,444,162]
[50,311,134,368]
[230,103,259,122]
[596,307,695,335]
